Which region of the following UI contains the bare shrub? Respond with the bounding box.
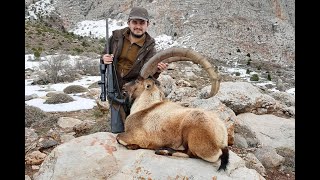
[25,105,48,127]
[32,70,51,85]
[63,85,88,94]
[44,93,75,104]
[88,81,99,89]
[276,147,295,170]
[31,115,59,136]
[74,59,100,76]
[34,54,79,84]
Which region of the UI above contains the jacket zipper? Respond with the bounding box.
[123,42,153,77]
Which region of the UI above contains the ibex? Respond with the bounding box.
[116,47,229,171]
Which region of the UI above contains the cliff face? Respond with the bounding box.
[26,0,295,86]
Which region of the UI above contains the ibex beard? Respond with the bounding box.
[116,76,229,171]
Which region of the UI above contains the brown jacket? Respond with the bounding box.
[102,27,159,89]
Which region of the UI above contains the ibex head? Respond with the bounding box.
[140,47,221,98]
[123,76,164,108]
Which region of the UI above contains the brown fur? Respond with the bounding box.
[116,77,229,171]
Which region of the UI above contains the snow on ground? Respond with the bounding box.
[25,54,101,112]
[25,75,100,112]
[154,34,179,51]
[26,96,96,112]
[286,88,295,95]
[25,0,56,20]
[69,19,127,39]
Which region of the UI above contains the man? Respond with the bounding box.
[101,7,168,133]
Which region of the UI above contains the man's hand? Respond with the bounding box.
[157,62,168,73]
[102,54,114,64]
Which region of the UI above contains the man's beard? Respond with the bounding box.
[130,30,145,38]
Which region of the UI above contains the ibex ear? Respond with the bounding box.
[144,80,154,90]
[137,76,144,81]
[160,90,165,99]
[146,76,161,86]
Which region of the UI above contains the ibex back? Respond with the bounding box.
[116,76,229,171]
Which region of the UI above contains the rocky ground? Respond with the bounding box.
[25,108,295,180]
[229,146,295,180]
[25,66,295,179]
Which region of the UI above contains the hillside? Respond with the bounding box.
[25,21,105,57]
[25,0,295,90]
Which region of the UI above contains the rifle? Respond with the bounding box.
[98,17,126,133]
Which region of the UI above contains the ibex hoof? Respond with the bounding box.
[155,147,174,156]
[125,144,140,150]
[116,136,127,146]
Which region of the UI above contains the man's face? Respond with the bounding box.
[128,19,149,38]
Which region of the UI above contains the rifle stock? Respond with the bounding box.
[99,17,125,133]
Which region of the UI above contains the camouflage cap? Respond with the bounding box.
[128,7,149,21]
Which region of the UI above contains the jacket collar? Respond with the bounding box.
[112,27,155,47]
[123,28,146,47]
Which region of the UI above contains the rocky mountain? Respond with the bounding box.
[25,0,295,89]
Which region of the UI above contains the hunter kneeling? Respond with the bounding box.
[116,76,229,171]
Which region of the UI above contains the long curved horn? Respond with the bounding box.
[140,47,221,98]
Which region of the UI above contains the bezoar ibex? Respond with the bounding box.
[116,47,229,171]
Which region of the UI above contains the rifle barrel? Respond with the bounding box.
[105,18,109,54]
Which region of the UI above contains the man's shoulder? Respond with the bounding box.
[145,32,155,44]
[113,27,129,36]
